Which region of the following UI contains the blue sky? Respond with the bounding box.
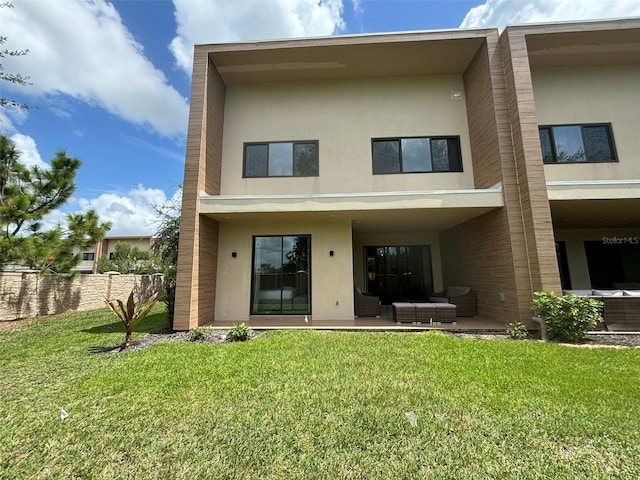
[2,0,639,236]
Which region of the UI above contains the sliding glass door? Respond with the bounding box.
[251,235,311,314]
[365,245,432,304]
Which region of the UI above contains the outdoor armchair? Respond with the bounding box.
[354,287,380,317]
[430,286,478,317]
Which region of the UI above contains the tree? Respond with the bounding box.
[0,134,111,272]
[152,188,181,325]
[0,2,34,110]
[96,240,157,274]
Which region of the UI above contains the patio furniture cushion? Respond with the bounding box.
[392,303,416,323]
[430,287,477,317]
[414,303,438,323]
[435,303,457,322]
[563,289,594,296]
[593,289,624,297]
[446,286,470,297]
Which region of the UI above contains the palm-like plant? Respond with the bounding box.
[105,287,158,350]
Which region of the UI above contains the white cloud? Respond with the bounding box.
[3,0,189,138]
[170,0,346,73]
[460,0,640,29]
[0,105,28,135]
[76,185,169,237]
[10,133,49,170]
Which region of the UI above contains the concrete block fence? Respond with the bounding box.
[0,272,164,322]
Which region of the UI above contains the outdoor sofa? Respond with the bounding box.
[563,289,640,331]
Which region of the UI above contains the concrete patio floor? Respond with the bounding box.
[211,306,509,331]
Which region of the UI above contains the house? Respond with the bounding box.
[74,236,154,274]
[174,18,640,331]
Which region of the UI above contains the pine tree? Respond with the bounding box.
[0,134,111,272]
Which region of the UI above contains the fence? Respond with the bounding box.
[0,272,164,322]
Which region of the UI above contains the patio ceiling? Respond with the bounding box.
[203,206,497,234]
[550,198,640,229]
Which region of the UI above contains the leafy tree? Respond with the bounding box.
[0,134,111,272]
[96,240,157,274]
[152,188,181,324]
[0,2,34,110]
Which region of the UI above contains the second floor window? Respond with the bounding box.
[244,141,319,177]
[372,136,462,174]
[539,124,617,164]
[82,252,95,261]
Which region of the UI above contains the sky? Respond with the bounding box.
[1,0,639,236]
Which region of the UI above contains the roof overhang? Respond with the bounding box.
[199,188,503,233]
[201,29,493,84]
[511,18,640,68]
[548,180,640,228]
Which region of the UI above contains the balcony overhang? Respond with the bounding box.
[547,179,640,200]
[548,180,640,229]
[200,188,503,232]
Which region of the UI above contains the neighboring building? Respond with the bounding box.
[174,18,640,330]
[74,236,154,274]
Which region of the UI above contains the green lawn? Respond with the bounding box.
[1,308,639,479]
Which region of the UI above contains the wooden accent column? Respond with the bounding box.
[443,29,561,325]
[174,47,226,330]
[499,29,561,296]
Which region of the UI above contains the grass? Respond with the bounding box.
[1,308,639,479]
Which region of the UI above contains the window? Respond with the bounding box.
[372,137,462,174]
[251,235,311,315]
[82,252,95,261]
[539,124,617,164]
[244,141,319,177]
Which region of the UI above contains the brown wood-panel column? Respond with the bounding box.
[499,29,561,297]
[444,29,560,325]
[174,48,226,330]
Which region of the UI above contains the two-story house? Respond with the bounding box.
[174,18,640,330]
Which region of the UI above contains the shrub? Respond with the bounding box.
[506,321,528,340]
[227,322,252,342]
[186,326,211,342]
[530,291,603,343]
[105,286,159,350]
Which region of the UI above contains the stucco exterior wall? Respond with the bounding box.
[214,217,354,321]
[0,273,164,322]
[220,75,474,195]
[532,65,640,181]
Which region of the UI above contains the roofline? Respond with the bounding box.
[194,17,640,52]
[195,26,497,52]
[503,16,640,34]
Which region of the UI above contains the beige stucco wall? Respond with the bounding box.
[0,273,164,322]
[352,232,443,294]
[532,65,640,181]
[220,75,474,196]
[214,217,354,321]
[555,228,640,289]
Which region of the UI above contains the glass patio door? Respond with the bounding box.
[365,245,432,304]
[251,235,311,314]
